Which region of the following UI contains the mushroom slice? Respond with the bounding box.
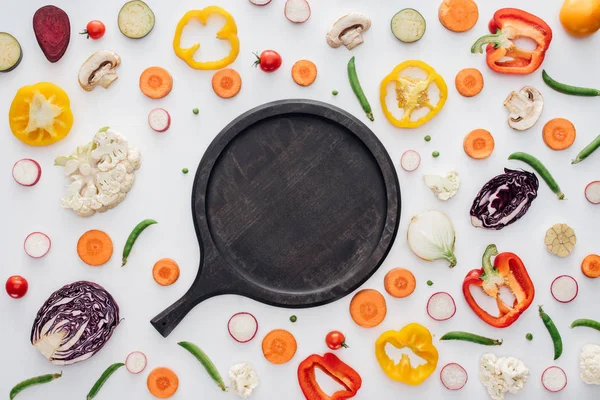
[78,50,121,91]
[326,12,371,50]
[504,86,544,131]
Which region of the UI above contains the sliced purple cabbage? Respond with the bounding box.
[30,281,120,366]
[470,168,538,230]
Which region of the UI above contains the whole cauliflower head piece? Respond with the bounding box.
[580,344,600,385]
[55,126,141,217]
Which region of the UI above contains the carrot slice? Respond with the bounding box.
[439,0,479,32]
[582,254,600,278]
[349,289,387,328]
[384,268,416,298]
[212,68,242,99]
[77,230,113,266]
[147,367,179,399]
[292,60,317,87]
[455,68,484,97]
[262,329,297,364]
[153,258,180,286]
[543,118,576,151]
[140,67,173,99]
[463,129,495,159]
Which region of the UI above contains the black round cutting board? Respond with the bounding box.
[151,99,400,337]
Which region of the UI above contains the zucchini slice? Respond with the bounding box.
[118,0,155,39]
[0,32,23,72]
[391,9,426,43]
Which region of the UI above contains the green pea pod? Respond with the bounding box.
[347,57,374,122]
[178,341,227,391]
[508,152,565,200]
[10,372,62,400]
[542,70,600,97]
[440,331,503,346]
[571,318,600,332]
[87,363,125,400]
[572,134,600,165]
[122,219,158,266]
[539,306,563,360]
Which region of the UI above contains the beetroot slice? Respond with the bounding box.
[33,5,71,63]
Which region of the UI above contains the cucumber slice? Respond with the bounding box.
[118,0,155,39]
[0,32,22,72]
[391,8,426,43]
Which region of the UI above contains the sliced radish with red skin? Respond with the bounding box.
[585,181,600,204]
[126,351,147,374]
[228,312,258,343]
[551,275,578,303]
[427,292,456,321]
[24,232,51,258]
[12,159,41,186]
[401,150,420,172]
[440,363,468,390]
[249,0,272,5]
[285,0,311,23]
[148,108,171,132]
[542,366,567,392]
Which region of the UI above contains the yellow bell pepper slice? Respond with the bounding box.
[173,6,240,70]
[380,60,448,129]
[375,323,439,386]
[9,82,73,146]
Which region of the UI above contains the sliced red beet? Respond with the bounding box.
[33,5,71,63]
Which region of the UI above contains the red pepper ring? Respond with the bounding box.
[297,353,362,400]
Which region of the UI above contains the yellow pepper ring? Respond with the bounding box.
[380,60,448,129]
[173,6,240,70]
[375,323,439,386]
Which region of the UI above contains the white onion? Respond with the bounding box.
[407,210,457,268]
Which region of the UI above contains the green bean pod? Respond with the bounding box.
[86,363,125,400]
[539,306,563,360]
[508,152,565,200]
[572,134,600,164]
[122,219,158,266]
[440,331,503,346]
[542,70,600,97]
[178,341,227,391]
[347,57,374,122]
[571,318,600,332]
[10,372,62,400]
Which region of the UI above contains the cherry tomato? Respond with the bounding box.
[80,20,106,40]
[6,275,28,299]
[254,50,282,72]
[325,331,348,350]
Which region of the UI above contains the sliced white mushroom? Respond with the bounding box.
[504,86,544,131]
[78,50,121,91]
[326,13,371,50]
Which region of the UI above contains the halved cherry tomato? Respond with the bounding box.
[325,331,348,350]
[80,20,106,40]
[6,275,28,299]
[254,50,282,72]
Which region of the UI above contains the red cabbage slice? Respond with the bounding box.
[470,168,538,230]
[30,281,120,366]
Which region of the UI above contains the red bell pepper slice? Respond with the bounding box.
[463,244,535,328]
[297,353,362,400]
[471,8,553,75]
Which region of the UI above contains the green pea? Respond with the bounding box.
[290,315,297,323]
[332,90,339,96]
[432,151,440,158]
[424,135,431,142]
[526,333,533,341]
[427,280,433,286]
[193,108,199,115]
[182,168,189,174]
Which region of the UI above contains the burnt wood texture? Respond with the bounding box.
[151,100,400,337]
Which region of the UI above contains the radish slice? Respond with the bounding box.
[12,159,41,186]
[285,0,311,23]
[551,275,578,303]
[148,108,171,132]
[440,363,468,390]
[24,232,51,258]
[249,0,271,5]
[542,366,567,392]
[126,351,147,374]
[228,312,258,343]
[401,150,421,172]
[585,181,600,204]
[427,292,456,321]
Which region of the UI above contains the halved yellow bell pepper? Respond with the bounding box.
[173,6,240,70]
[9,82,73,146]
[380,60,448,129]
[375,323,439,386]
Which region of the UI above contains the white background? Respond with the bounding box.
[1,0,599,399]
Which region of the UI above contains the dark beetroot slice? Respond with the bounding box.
[33,5,71,63]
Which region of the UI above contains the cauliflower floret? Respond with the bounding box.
[580,344,600,385]
[55,127,141,217]
[423,170,460,201]
[229,363,259,398]
[479,353,529,400]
